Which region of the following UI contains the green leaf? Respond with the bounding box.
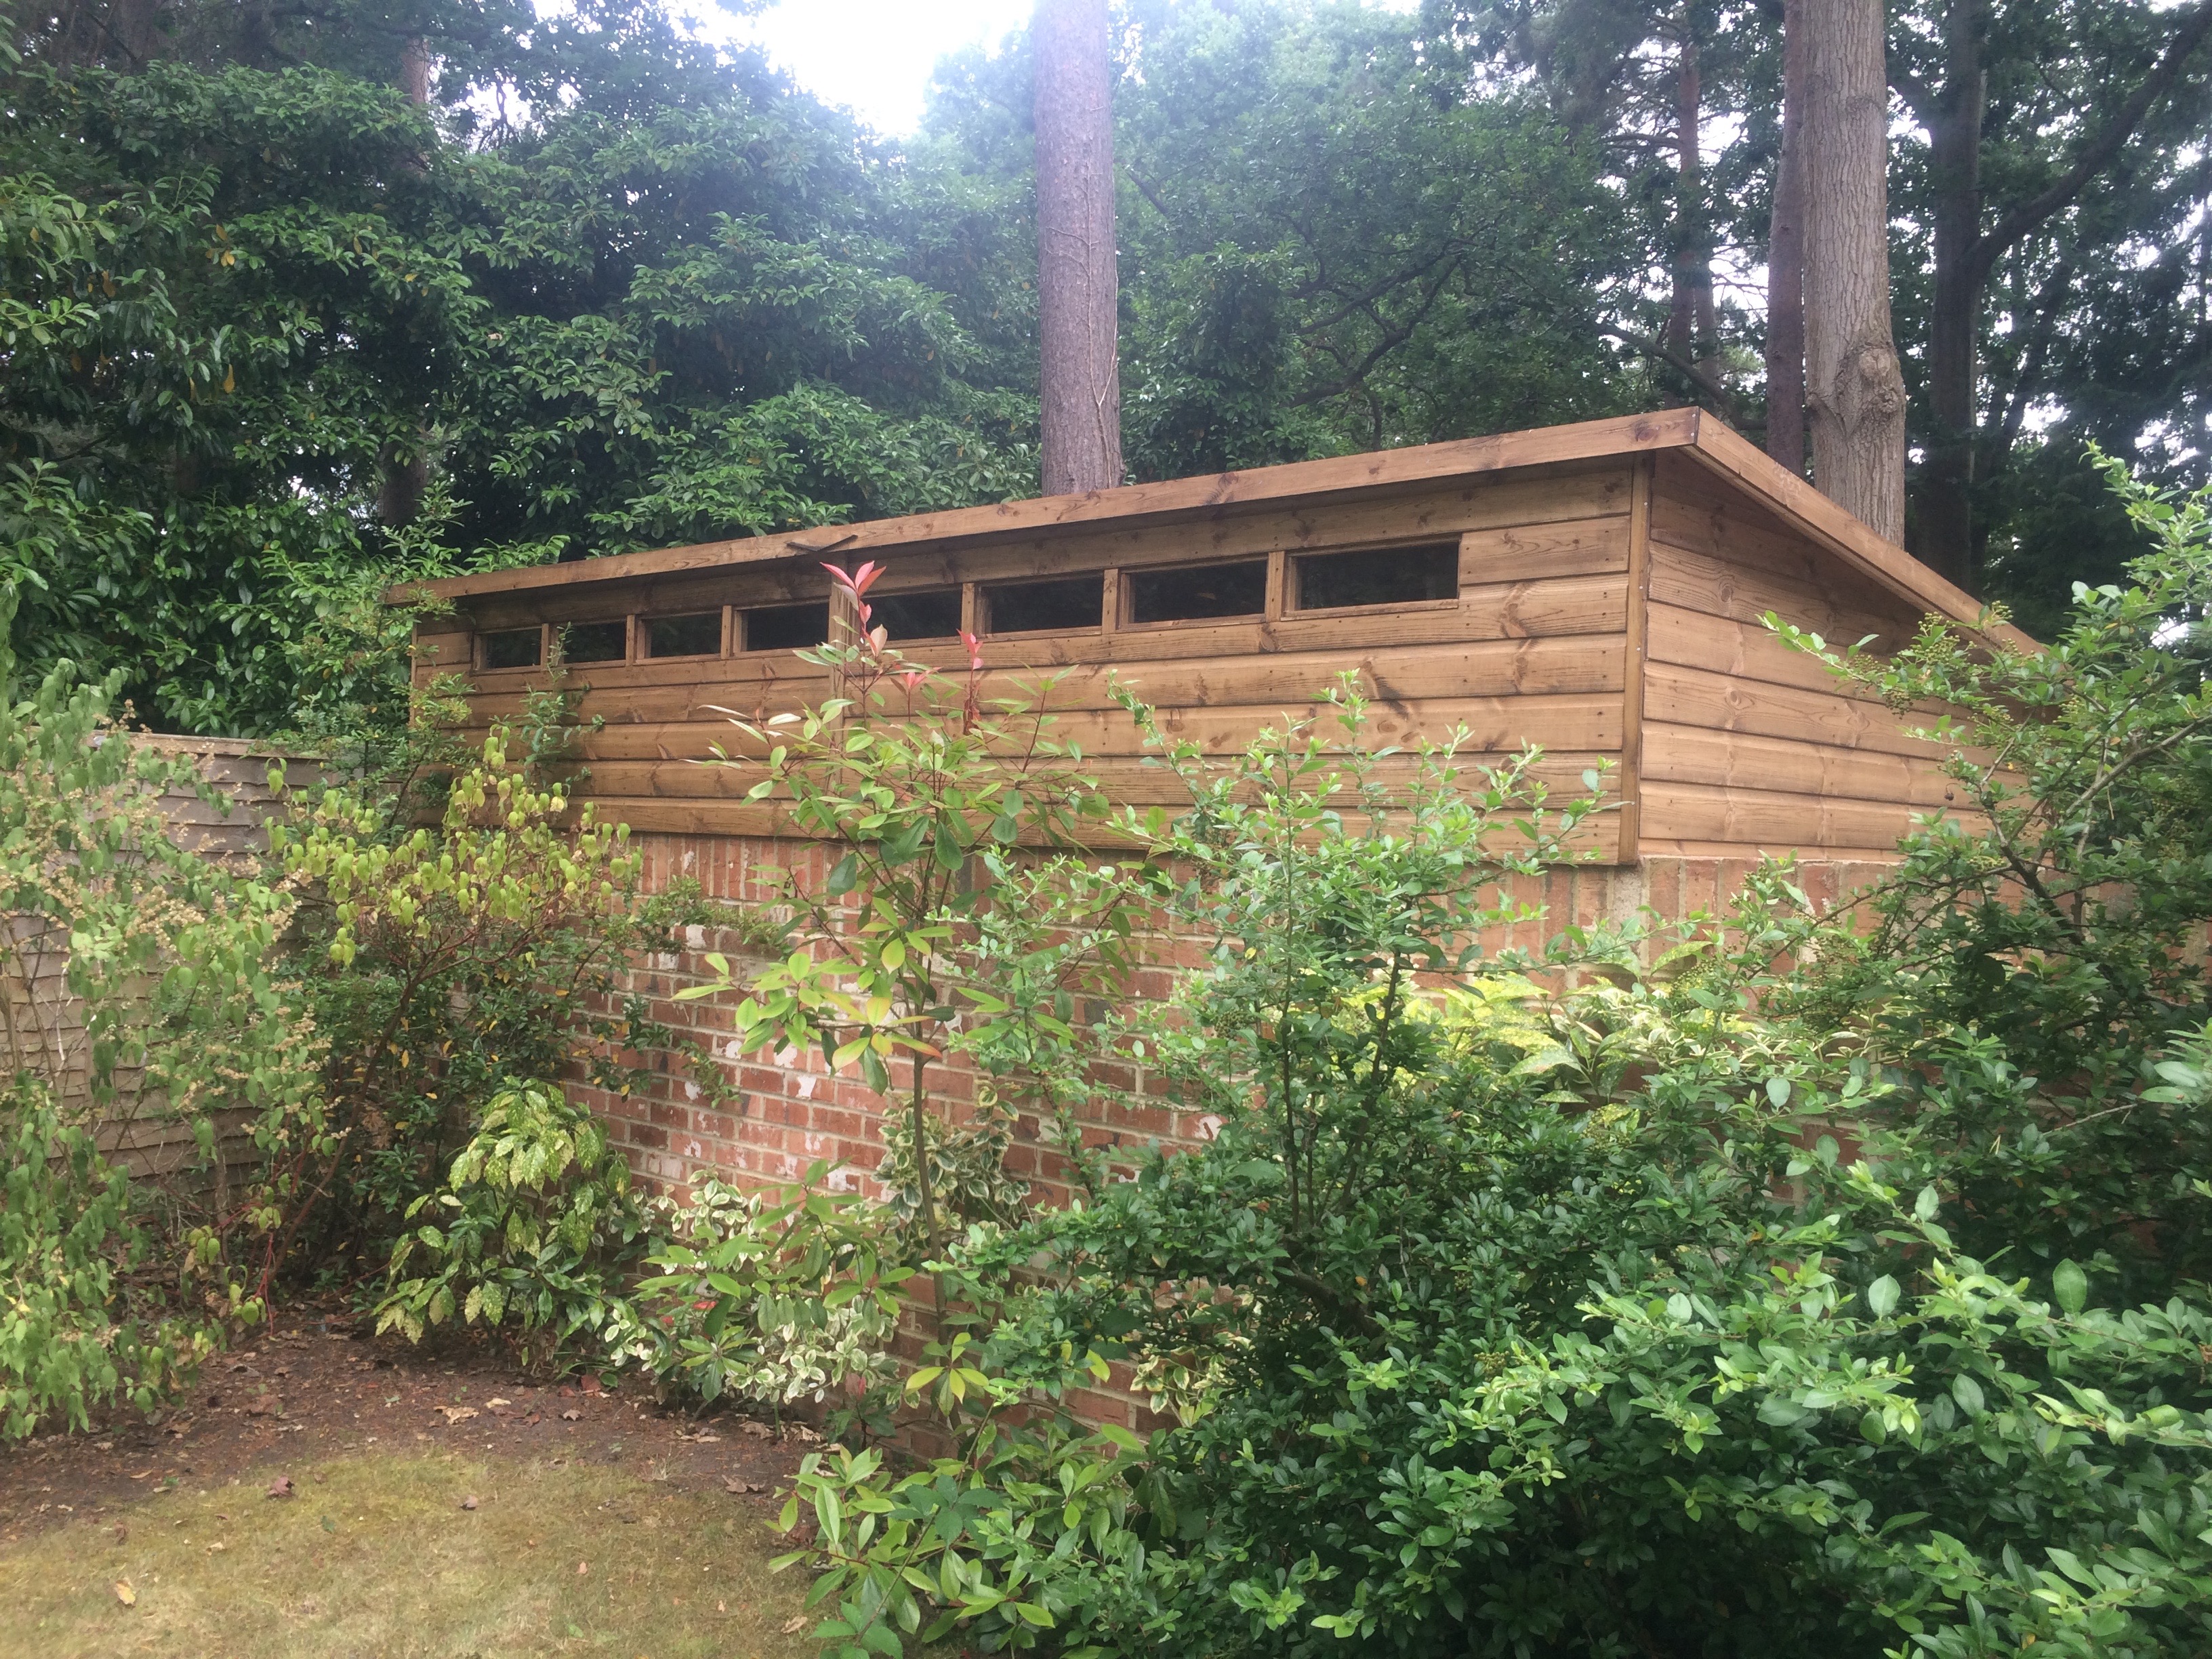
[1866,1275,1900,1318]
[2052,1258,2088,1315]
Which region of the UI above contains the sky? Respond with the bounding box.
[710,0,1036,136]
[708,0,1420,138]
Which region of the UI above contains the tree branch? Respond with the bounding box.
[1971,1,2212,286]
[1597,322,1740,426]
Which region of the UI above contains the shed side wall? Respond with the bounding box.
[1635,451,1963,859]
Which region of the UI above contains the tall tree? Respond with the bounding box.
[1893,0,2212,586]
[1452,0,1769,421]
[1803,0,1906,539]
[1763,0,1805,472]
[1031,0,1122,495]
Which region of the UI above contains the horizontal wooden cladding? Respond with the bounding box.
[1645,602,1915,704]
[1462,518,1630,583]
[1638,836,1906,865]
[508,639,1620,754]
[445,578,1631,733]
[552,749,1625,807]
[441,473,1633,632]
[1639,779,1967,852]
[1643,662,1954,760]
[503,693,1622,768]
[1641,724,1966,812]
[565,796,1626,861]
[1647,541,1920,654]
[1675,421,2036,648]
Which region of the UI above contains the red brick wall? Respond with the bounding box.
[574,832,1897,1438]
[579,833,1897,1202]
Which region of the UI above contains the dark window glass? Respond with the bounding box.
[870,588,963,640]
[644,611,723,658]
[1127,559,1267,625]
[556,619,628,663]
[480,628,541,670]
[742,602,830,653]
[1295,543,1459,611]
[984,576,1101,634]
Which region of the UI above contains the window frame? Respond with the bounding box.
[1288,539,1465,617]
[640,609,729,661]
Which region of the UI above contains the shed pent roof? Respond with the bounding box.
[391,409,2022,653]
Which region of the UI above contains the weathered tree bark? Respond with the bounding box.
[1763,0,1807,473]
[1663,20,1715,390]
[1032,0,1122,496]
[1802,0,1906,543]
[377,34,434,531]
[398,35,432,107]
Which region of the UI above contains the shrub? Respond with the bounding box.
[276,724,731,1272]
[617,1164,910,1418]
[373,1080,647,1366]
[679,560,1158,1249]
[0,584,323,1434]
[0,1080,214,1437]
[775,464,2212,1659]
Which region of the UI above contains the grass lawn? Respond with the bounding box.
[1,1448,826,1659]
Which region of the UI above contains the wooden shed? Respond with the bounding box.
[398,407,2020,1193]
[406,407,2012,874]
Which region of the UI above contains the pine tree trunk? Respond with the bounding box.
[1917,0,1985,586]
[1664,18,1721,397]
[399,36,433,108]
[1032,0,1123,496]
[1764,0,1808,473]
[1802,0,1907,543]
[378,37,434,532]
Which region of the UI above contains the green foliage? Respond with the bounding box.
[678,561,1156,1250]
[0,583,324,1417]
[0,1080,217,1439]
[617,1164,910,1416]
[373,1080,645,1364]
[276,724,722,1268]
[1771,454,2212,1299]
[0,28,1038,737]
[769,462,2212,1657]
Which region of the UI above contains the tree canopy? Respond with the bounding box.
[2,0,2207,730]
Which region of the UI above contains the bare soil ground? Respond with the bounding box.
[0,1305,836,1658]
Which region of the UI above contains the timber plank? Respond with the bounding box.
[1643,661,1954,759]
[1639,779,1968,850]
[1675,422,2039,649]
[1461,518,1631,584]
[539,638,1625,743]
[1643,601,1916,701]
[569,751,1626,806]
[1641,722,1965,810]
[447,483,1635,633]
[1647,541,1921,651]
[584,794,1625,860]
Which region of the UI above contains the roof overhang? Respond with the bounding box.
[390,408,2034,653]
